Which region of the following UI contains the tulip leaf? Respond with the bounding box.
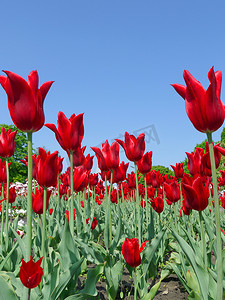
[110,205,122,254]
[0,241,18,271]
[10,227,26,260]
[105,260,123,300]
[58,219,80,270]
[50,258,83,300]
[172,231,209,300]
[0,273,18,300]
[74,239,106,264]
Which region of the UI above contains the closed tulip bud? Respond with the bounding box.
[122,238,148,268]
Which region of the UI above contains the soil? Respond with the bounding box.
[78,265,188,299]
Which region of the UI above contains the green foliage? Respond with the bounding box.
[152,165,173,177]
[0,124,27,183]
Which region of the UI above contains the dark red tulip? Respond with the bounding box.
[19,256,43,289]
[164,180,180,203]
[83,154,94,172]
[0,70,53,132]
[32,187,51,214]
[147,170,162,188]
[0,127,17,158]
[57,156,64,174]
[171,163,184,179]
[68,146,85,167]
[45,111,84,152]
[186,148,204,176]
[122,238,148,268]
[182,176,209,211]
[88,173,98,188]
[151,196,164,214]
[137,151,152,174]
[73,166,90,192]
[49,208,53,215]
[65,208,75,221]
[172,67,225,133]
[116,132,145,162]
[21,154,38,180]
[0,159,7,183]
[3,184,17,203]
[113,161,129,183]
[91,140,119,172]
[126,172,136,190]
[36,148,59,188]
[91,217,97,230]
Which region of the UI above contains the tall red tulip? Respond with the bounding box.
[73,166,90,192]
[113,161,129,183]
[91,140,119,172]
[68,146,85,167]
[172,67,225,133]
[182,176,209,211]
[45,111,84,153]
[0,70,53,132]
[170,163,184,179]
[0,127,17,158]
[116,132,145,162]
[91,217,97,230]
[19,256,43,289]
[36,148,59,188]
[122,238,148,268]
[0,159,7,183]
[151,196,164,214]
[186,148,204,176]
[164,180,180,203]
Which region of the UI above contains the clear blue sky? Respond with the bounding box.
[1,0,225,171]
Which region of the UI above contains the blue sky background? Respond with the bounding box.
[1,0,225,171]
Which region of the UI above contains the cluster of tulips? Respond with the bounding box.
[0,67,224,299]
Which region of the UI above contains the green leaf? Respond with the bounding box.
[172,231,209,300]
[0,273,18,300]
[110,205,122,254]
[10,227,27,260]
[50,259,83,300]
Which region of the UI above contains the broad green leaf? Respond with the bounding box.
[0,273,18,300]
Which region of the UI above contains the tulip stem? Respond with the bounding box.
[134,162,141,244]
[69,151,74,235]
[4,159,9,250]
[206,132,223,300]
[41,187,47,260]
[1,184,5,245]
[26,132,33,261]
[27,288,31,300]
[199,211,207,270]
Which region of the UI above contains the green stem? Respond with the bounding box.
[206,132,223,300]
[1,184,5,245]
[69,151,74,235]
[27,288,31,300]
[108,170,113,248]
[134,269,138,300]
[4,159,9,246]
[41,188,47,259]
[144,174,149,227]
[134,162,141,244]
[26,132,33,261]
[199,211,207,270]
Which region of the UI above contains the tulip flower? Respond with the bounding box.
[19,256,43,289]
[186,148,204,176]
[83,154,94,171]
[32,187,51,214]
[0,127,17,158]
[72,166,90,192]
[68,146,85,167]
[182,176,209,211]
[151,196,164,214]
[126,172,136,190]
[0,70,53,132]
[0,159,7,183]
[45,111,84,153]
[91,140,120,172]
[3,185,16,204]
[88,173,99,188]
[170,163,184,179]
[49,208,53,215]
[164,180,180,203]
[122,238,148,268]
[36,148,59,188]
[171,67,225,133]
[91,217,97,230]
[116,132,145,162]
[137,151,152,174]
[113,161,129,183]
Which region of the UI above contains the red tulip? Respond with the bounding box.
[186,148,204,176]
[65,208,75,221]
[0,127,17,158]
[45,111,84,153]
[137,151,152,174]
[151,196,164,214]
[19,256,43,289]
[83,154,94,171]
[21,154,38,180]
[91,217,97,230]
[126,172,136,190]
[164,180,180,203]
[170,163,184,179]
[122,238,148,268]
[0,70,53,132]
[182,176,209,211]
[116,132,145,162]
[172,67,225,133]
[36,148,59,188]
[68,146,85,167]
[73,166,90,192]
[0,159,7,183]
[49,208,53,215]
[3,184,17,203]
[88,173,99,188]
[91,140,119,172]
[113,161,129,183]
[32,187,51,214]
